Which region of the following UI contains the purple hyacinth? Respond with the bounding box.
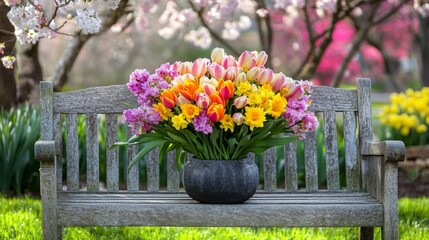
[193,111,213,134]
[128,69,150,96]
[123,105,162,135]
[155,63,179,83]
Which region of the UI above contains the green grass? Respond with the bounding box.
[1,196,428,239]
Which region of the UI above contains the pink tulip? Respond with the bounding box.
[196,92,211,109]
[236,72,247,83]
[246,66,261,81]
[271,73,290,91]
[210,47,225,64]
[256,51,268,66]
[258,68,274,85]
[224,67,239,81]
[233,96,248,109]
[238,51,257,71]
[220,55,238,68]
[287,84,305,100]
[177,94,192,105]
[203,83,217,95]
[209,63,226,80]
[232,112,244,125]
[191,58,209,78]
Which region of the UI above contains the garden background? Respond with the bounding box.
[1,0,429,239]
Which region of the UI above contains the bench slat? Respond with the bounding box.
[264,147,277,191]
[324,111,340,190]
[86,113,99,192]
[147,148,160,192]
[343,111,359,190]
[284,142,298,191]
[106,114,119,191]
[66,114,79,191]
[304,131,318,191]
[54,113,63,191]
[57,193,382,228]
[167,151,180,192]
[309,86,357,111]
[126,129,139,191]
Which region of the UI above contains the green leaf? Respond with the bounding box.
[253,135,299,148]
[121,101,137,109]
[127,139,166,171]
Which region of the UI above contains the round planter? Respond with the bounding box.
[183,157,259,204]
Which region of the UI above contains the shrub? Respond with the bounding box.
[379,88,429,146]
[0,105,40,194]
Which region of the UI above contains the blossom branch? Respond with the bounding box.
[188,0,240,56]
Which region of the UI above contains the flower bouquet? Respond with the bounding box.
[114,48,318,168]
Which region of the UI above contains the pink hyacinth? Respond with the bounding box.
[123,105,162,135]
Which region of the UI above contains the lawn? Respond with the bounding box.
[1,196,428,240]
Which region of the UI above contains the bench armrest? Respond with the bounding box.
[35,140,56,162]
[362,140,405,163]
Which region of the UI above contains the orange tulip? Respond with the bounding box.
[178,78,199,101]
[209,92,226,105]
[160,89,178,109]
[207,103,225,122]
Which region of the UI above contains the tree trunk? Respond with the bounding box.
[0,2,17,109]
[17,43,43,104]
[419,15,429,87]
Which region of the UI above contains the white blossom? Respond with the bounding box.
[316,0,337,12]
[273,0,305,9]
[3,0,21,7]
[415,2,429,17]
[0,43,5,54]
[75,8,102,34]
[7,2,54,44]
[184,27,212,49]
[1,56,16,69]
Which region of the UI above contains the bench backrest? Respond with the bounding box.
[39,78,374,193]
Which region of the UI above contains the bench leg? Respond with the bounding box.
[359,227,373,240]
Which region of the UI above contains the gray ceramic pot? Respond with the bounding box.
[183,157,259,204]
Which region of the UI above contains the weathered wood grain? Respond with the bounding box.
[53,85,138,114]
[147,148,160,192]
[304,131,318,191]
[57,192,383,228]
[324,111,340,190]
[54,113,63,191]
[66,114,79,191]
[39,81,59,239]
[263,147,277,191]
[106,114,119,191]
[343,111,359,190]
[167,151,180,192]
[126,129,139,191]
[357,78,373,191]
[86,113,99,192]
[309,86,358,111]
[284,142,298,191]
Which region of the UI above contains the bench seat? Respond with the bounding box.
[57,191,383,227]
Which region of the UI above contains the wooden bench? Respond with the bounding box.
[34,78,405,240]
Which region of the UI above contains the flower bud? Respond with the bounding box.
[271,73,288,91]
[232,112,244,125]
[238,51,257,71]
[256,51,268,66]
[224,67,239,81]
[233,96,248,109]
[236,72,247,83]
[220,55,238,68]
[191,58,209,78]
[199,76,210,86]
[196,92,211,109]
[203,83,217,95]
[160,89,177,108]
[258,68,274,85]
[211,47,225,64]
[246,66,261,81]
[287,85,305,100]
[209,63,226,80]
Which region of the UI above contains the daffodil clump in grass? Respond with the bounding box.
[114,48,318,167]
[379,88,429,146]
